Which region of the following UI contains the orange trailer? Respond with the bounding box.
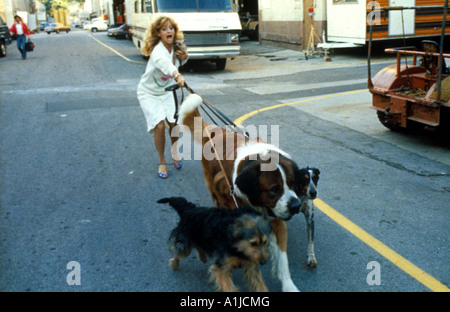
[368,2,450,133]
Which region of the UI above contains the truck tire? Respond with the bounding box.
[216,59,226,70]
[377,111,400,131]
[92,28,98,33]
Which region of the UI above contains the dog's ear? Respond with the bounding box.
[230,214,251,239]
[231,219,244,239]
[294,168,308,194]
[258,216,272,239]
[311,168,320,184]
[235,161,260,204]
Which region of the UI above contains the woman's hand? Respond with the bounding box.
[173,71,185,87]
[175,73,185,87]
[175,49,188,61]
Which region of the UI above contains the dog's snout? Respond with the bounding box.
[309,188,317,199]
[260,259,267,265]
[288,198,301,214]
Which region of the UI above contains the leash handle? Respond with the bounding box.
[184,83,249,138]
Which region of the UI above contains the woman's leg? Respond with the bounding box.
[168,122,181,164]
[153,120,167,175]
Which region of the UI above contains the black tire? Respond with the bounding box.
[0,41,6,57]
[377,111,401,131]
[92,28,98,33]
[216,58,226,70]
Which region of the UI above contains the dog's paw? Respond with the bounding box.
[169,257,180,270]
[282,280,300,292]
[307,256,317,268]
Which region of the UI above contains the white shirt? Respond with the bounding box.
[137,41,188,96]
[16,23,24,35]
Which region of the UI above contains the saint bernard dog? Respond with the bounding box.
[178,94,318,292]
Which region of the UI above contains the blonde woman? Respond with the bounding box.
[137,16,188,179]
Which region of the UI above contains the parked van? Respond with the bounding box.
[126,0,241,70]
[86,20,109,32]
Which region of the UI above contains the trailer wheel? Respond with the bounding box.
[376,111,400,131]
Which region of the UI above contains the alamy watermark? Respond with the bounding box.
[366,261,381,286]
[367,1,382,26]
[170,117,281,171]
[67,261,81,286]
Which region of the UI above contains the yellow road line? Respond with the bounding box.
[233,89,367,125]
[234,91,449,292]
[315,199,449,292]
[89,34,146,64]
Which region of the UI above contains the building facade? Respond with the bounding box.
[257,0,326,51]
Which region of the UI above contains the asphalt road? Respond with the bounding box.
[0,30,448,293]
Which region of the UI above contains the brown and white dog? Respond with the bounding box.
[177,94,315,292]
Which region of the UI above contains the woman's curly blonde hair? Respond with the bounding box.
[142,16,184,57]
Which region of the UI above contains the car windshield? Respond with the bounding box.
[155,0,232,12]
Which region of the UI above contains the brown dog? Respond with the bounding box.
[178,94,313,291]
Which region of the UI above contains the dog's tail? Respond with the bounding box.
[157,197,196,217]
[178,94,210,146]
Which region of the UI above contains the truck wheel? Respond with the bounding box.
[216,59,226,70]
[377,111,400,131]
[92,28,98,33]
[0,41,6,57]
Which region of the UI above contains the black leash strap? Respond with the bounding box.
[165,83,249,138]
[184,83,249,138]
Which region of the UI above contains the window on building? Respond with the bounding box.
[135,1,139,13]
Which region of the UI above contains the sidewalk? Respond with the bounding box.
[222,40,396,80]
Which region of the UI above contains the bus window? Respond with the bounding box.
[155,0,232,13]
[145,0,153,13]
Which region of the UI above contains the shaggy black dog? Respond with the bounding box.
[158,197,272,292]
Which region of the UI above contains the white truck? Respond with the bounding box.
[126,0,241,70]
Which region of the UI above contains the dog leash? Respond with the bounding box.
[165,82,243,209]
[184,83,249,138]
[184,82,242,209]
[202,124,240,210]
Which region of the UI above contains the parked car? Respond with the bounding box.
[107,24,130,39]
[86,21,108,32]
[0,16,12,57]
[45,23,71,34]
[82,21,91,30]
[39,22,50,31]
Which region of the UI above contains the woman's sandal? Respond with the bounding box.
[158,163,168,179]
[173,160,182,170]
